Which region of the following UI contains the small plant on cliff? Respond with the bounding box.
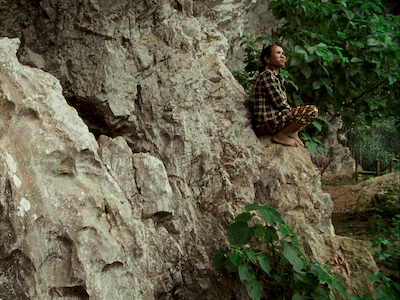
[213,204,348,300]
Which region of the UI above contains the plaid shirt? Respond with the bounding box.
[253,66,294,129]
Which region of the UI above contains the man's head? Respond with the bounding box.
[261,45,286,71]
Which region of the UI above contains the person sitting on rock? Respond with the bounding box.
[253,44,318,147]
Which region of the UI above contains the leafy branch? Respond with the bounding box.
[344,80,386,108]
[214,204,400,299]
[214,204,348,300]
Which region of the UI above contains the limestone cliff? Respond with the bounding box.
[0,1,377,299]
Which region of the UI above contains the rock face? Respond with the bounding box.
[313,143,359,182]
[311,114,359,182]
[0,1,378,299]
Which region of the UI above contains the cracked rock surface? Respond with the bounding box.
[0,1,378,298]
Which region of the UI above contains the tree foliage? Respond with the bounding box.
[238,0,400,128]
[349,116,400,171]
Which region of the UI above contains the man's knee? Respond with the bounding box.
[310,105,318,116]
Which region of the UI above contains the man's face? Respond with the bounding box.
[265,46,286,71]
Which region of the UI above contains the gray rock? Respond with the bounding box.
[0,0,378,298]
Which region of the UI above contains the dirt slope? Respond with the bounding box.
[323,173,400,238]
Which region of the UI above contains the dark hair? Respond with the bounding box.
[260,45,280,68]
[259,45,281,72]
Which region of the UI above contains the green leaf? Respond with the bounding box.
[376,285,400,300]
[311,286,332,299]
[332,280,348,298]
[368,273,381,282]
[224,259,238,274]
[388,75,397,85]
[290,271,319,292]
[311,120,323,131]
[244,248,257,263]
[238,263,255,282]
[301,65,312,79]
[367,38,380,46]
[350,57,363,63]
[295,45,307,55]
[213,250,227,269]
[306,142,317,154]
[312,81,323,90]
[257,254,271,275]
[290,56,303,67]
[227,222,254,246]
[245,204,259,211]
[344,10,355,20]
[268,1,278,9]
[316,43,328,49]
[304,53,316,63]
[282,241,303,272]
[254,227,266,239]
[229,251,243,267]
[324,85,334,97]
[273,274,285,285]
[264,226,279,243]
[258,205,283,225]
[292,293,306,300]
[315,115,331,126]
[320,65,330,76]
[235,212,253,223]
[245,279,263,300]
[278,224,289,236]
